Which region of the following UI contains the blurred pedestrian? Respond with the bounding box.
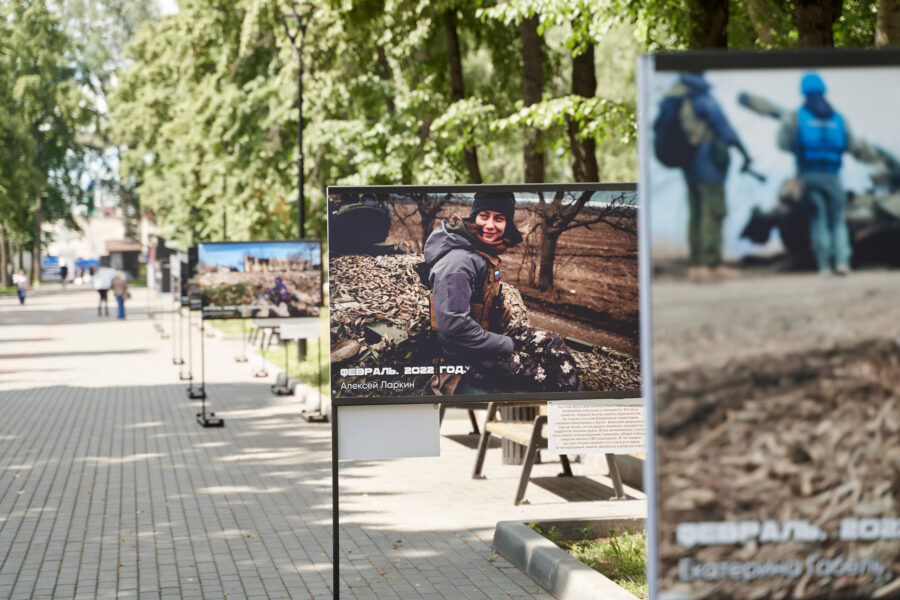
[112,272,130,320]
[13,268,28,305]
[60,262,68,287]
[93,267,115,316]
[777,72,877,276]
[654,72,754,282]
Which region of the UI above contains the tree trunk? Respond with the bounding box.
[444,9,482,184]
[877,0,900,45]
[521,16,544,183]
[794,0,842,47]
[31,193,42,285]
[0,225,7,287]
[745,0,778,45]
[689,0,728,48]
[537,228,560,290]
[567,43,599,182]
[376,46,396,114]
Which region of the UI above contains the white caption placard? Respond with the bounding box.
[548,399,645,455]
[279,317,321,340]
[338,404,440,460]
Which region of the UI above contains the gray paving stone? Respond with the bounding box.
[0,287,645,599]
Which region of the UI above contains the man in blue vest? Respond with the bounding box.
[777,72,873,275]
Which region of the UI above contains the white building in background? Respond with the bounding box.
[45,206,125,265]
[44,201,160,275]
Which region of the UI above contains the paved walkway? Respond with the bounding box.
[0,285,645,600]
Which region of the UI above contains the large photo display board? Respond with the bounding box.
[639,51,900,599]
[196,241,322,319]
[327,184,641,405]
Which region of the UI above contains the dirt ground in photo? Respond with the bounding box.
[651,271,900,599]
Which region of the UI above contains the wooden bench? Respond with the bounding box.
[472,401,626,505]
[438,402,488,435]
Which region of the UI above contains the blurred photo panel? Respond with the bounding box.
[640,51,900,599]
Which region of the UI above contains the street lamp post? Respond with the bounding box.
[281,1,314,240]
[281,2,314,363]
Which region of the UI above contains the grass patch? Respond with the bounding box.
[207,318,247,336]
[0,286,17,295]
[528,523,647,599]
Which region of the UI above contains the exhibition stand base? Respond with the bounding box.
[187,388,206,400]
[271,373,293,396]
[196,412,224,427]
[300,409,327,423]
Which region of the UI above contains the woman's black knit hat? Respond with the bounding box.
[468,191,523,246]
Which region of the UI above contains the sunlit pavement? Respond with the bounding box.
[0,285,644,600]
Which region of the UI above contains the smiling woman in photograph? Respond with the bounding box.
[423,191,524,364]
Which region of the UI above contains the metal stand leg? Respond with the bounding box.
[196,319,223,427]
[605,453,627,500]
[157,292,169,338]
[472,403,498,479]
[300,334,327,423]
[235,319,248,362]
[271,340,293,395]
[253,330,269,378]
[559,454,574,477]
[513,416,545,505]
[332,406,340,599]
[187,308,205,400]
[179,306,192,380]
[171,302,180,363]
[467,410,480,435]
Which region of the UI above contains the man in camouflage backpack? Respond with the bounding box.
[655,72,753,281]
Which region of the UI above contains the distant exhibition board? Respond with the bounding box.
[196,241,322,320]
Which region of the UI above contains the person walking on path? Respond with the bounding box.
[777,72,877,276]
[654,71,754,282]
[13,268,28,305]
[93,267,115,316]
[112,272,129,320]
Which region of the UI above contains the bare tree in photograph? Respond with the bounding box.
[529,191,636,290]
[389,193,453,252]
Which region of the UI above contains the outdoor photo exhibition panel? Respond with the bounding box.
[639,50,900,599]
[327,183,641,407]
[326,183,643,600]
[195,240,322,320]
[190,240,322,427]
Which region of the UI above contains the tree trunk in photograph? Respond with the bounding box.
[522,16,544,183]
[0,225,7,287]
[567,43,599,183]
[31,193,42,285]
[444,9,482,184]
[689,0,728,48]
[537,228,560,290]
[877,0,900,45]
[794,0,841,47]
